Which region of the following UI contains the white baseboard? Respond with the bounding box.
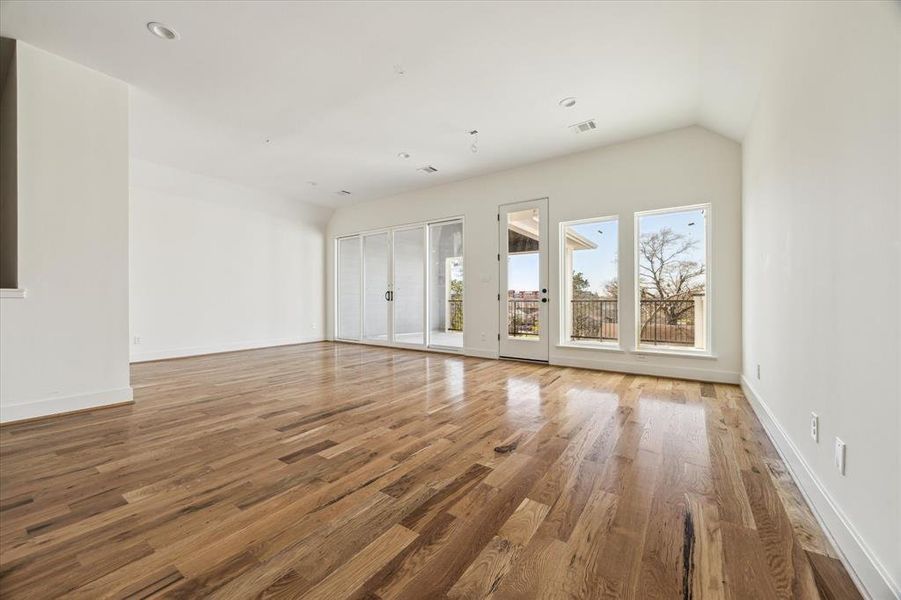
[0,386,134,424]
[130,336,324,363]
[741,376,899,600]
[552,354,740,383]
[464,347,499,359]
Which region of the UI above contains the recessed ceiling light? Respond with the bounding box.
[147,22,179,40]
[393,64,406,76]
[397,152,410,159]
[306,181,317,187]
[559,97,577,108]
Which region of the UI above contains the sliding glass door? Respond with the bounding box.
[336,236,362,341]
[363,232,390,342]
[336,219,463,350]
[392,227,426,346]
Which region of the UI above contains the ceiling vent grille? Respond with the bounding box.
[417,165,438,174]
[569,119,598,133]
[336,190,352,196]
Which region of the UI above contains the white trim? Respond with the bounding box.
[556,342,624,353]
[551,354,738,383]
[130,336,323,363]
[741,377,899,600]
[1,386,134,423]
[631,347,718,360]
[0,288,26,299]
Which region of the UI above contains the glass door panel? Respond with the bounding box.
[362,232,390,342]
[499,199,548,361]
[392,226,426,346]
[428,220,464,349]
[336,236,361,340]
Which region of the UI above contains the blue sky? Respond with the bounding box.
[506,208,705,293]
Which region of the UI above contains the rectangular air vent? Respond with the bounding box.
[336,190,352,196]
[569,119,597,133]
[417,165,438,174]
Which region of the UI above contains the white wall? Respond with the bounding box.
[129,159,332,362]
[742,2,900,597]
[327,126,742,383]
[0,43,130,422]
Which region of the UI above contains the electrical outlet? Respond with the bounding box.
[756,364,761,380]
[834,438,846,475]
[810,413,818,442]
[133,336,142,345]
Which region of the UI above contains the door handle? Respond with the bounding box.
[385,291,391,301]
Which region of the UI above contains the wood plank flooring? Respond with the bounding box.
[0,342,861,599]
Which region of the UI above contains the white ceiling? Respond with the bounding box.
[0,1,774,208]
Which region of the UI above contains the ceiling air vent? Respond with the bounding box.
[417,165,438,174]
[336,190,352,196]
[569,119,598,133]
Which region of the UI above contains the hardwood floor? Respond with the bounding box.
[0,342,861,599]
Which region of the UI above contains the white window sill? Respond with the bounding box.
[632,347,717,360]
[556,342,624,353]
[0,288,26,299]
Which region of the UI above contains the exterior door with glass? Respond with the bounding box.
[499,198,549,361]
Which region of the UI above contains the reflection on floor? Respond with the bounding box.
[368,330,463,348]
[427,330,463,348]
[0,342,861,599]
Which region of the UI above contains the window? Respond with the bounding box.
[635,205,709,351]
[560,217,619,345]
[506,207,542,339]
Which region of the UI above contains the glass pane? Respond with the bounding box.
[637,207,707,349]
[363,233,389,341]
[506,208,540,339]
[563,218,618,342]
[336,236,361,340]
[428,221,463,348]
[393,227,425,345]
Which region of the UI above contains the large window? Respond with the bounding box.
[635,205,709,351]
[560,217,619,345]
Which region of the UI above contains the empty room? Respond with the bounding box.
[0,1,898,598]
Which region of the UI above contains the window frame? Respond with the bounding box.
[633,203,713,356]
[558,215,622,351]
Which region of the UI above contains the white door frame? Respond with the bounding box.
[498,198,549,361]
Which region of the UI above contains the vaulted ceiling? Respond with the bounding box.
[0,1,776,207]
